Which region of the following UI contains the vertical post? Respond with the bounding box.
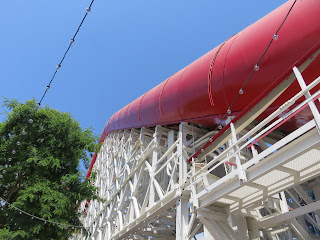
[149,127,159,207]
[107,221,111,239]
[236,214,249,240]
[176,123,189,240]
[247,218,260,240]
[97,230,102,240]
[165,130,175,191]
[230,122,247,182]
[310,180,320,223]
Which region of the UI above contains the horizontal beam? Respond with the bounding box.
[257,200,320,228]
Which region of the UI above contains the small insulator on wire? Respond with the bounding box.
[70,38,75,46]
[227,108,231,114]
[57,64,61,71]
[46,85,50,90]
[86,7,91,13]
[273,34,279,41]
[239,89,244,95]
[254,64,260,72]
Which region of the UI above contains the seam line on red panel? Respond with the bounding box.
[159,76,173,117]
[138,90,151,123]
[125,102,132,125]
[208,35,236,107]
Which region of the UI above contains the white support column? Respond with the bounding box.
[310,179,320,223]
[176,123,189,240]
[247,218,260,240]
[107,221,111,239]
[166,130,175,191]
[236,214,249,240]
[149,127,160,207]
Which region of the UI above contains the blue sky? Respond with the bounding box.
[0,0,287,137]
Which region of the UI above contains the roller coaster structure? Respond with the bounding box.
[74,0,320,239]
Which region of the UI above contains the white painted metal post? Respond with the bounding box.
[236,214,249,240]
[167,130,175,191]
[176,123,189,240]
[107,221,111,239]
[247,218,260,240]
[230,122,247,182]
[310,179,320,223]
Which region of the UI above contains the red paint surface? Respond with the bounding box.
[87,0,320,178]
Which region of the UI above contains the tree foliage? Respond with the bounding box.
[0,99,99,240]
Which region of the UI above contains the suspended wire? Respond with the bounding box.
[0,0,98,233]
[216,0,297,129]
[1,196,113,232]
[239,0,297,93]
[38,0,96,106]
[195,0,298,157]
[0,197,83,229]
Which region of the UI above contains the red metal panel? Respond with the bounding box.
[124,103,133,128]
[178,54,214,120]
[154,81,166,123]
[139,88,157,126]
[160,69,185,122]
[128,97,142,128]
[222,0,320,113]
[110,0,320,134]
[118,107,126,128]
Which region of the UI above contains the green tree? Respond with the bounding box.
[0,99,99,240]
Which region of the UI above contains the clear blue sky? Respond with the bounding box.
[0,0,287,136]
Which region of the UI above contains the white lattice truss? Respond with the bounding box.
[74,52,320,239]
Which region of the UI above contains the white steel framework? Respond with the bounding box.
[74,53,320,239]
